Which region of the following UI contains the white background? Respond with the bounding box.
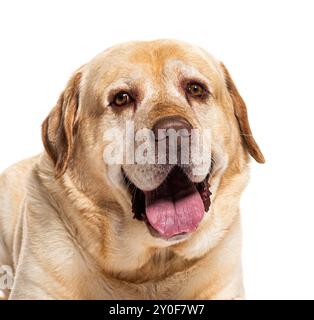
[0,0,314,299]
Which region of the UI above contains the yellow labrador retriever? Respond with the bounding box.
[0,40,264,300]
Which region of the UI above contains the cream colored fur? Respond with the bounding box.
[0,40,264,300]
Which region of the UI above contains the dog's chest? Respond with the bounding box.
[96,254,197,299]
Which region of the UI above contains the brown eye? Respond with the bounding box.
[186,82,206,98]
[113,92,132,106]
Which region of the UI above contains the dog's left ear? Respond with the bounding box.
[221,63,265,163]
[41,70,82,178]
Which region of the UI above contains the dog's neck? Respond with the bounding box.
[33,155,247,298]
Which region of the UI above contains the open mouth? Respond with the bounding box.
[123,166,211,239]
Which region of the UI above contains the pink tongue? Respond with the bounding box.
[145,183,205,238]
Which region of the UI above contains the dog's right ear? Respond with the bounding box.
[41,70,82,178]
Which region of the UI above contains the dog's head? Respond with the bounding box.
[42,40,264,252]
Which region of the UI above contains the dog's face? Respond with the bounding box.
[42,40,264,255]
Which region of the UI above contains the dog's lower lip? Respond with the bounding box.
[148,225,189,241]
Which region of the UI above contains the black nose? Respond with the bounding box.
[152,116,192,141]
[152,116,193,165]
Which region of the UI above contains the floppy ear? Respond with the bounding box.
[41,70,82,178]
[221,63,265,163]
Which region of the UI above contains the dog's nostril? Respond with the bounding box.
[152,116,192,141]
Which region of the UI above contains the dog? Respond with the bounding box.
[0,40,264,300]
